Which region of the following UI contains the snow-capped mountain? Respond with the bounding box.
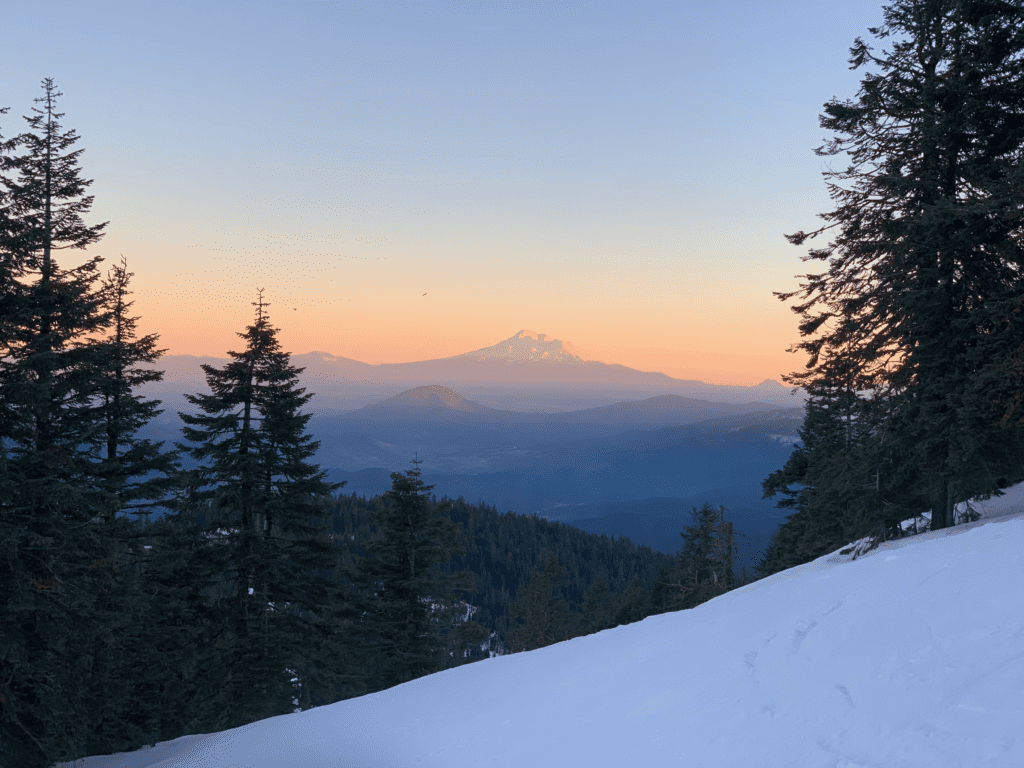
[447,329,591,364]
[141,330,803,410]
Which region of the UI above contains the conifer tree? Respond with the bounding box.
[611,574,649,627]
[581,574,618,634]
[778,0,1024,535]
[175,291,344,729]
[0,78,122,767]
[677,503,736,607]
[653,504,737,610]
[0,103,21,353]
[353,461,471,689]
[76,256,182,751]
[759,388,885,574]
[506,551,577,652]
[91,255,179,520]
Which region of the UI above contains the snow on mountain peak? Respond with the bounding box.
[452,330,591,364]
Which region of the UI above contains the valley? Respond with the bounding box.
[135,331,806,567]
[141,360,803,568]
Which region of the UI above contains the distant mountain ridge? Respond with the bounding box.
[141,330,802,410]
[335,387,784,427]
[352,385,497,417]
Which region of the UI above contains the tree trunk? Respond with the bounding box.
[932,479,954,531]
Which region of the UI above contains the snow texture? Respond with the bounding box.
[58,488,1024,768]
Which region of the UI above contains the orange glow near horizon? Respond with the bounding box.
[4,1,861,391]
[110,234,807,388]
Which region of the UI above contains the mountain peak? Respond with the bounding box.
[451,330,591,364]
[391,384,467,408]
[345,385,496,416]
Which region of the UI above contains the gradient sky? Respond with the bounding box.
[4,0,887,385]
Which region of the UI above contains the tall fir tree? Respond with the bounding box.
[90,255,179,520]
[175,291,344,730]
[678,503,736,607]
[759,387,889,575]
[776,0,1024,544]
[0,103,20,353]
[76,255,182,753]
[352,461,472,690]
[653,504,737,611]
[0,79,128,767]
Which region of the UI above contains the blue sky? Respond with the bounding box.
[3,0,886,384]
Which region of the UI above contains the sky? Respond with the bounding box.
[59,487,1024,767]
[4,0,889,385]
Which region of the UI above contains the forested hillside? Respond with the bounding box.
[323,491,678,657]
[11,2,1024,765]
[0,78,745,766]
[0,72,737,765]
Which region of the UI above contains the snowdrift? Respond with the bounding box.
[59,492,1024,768]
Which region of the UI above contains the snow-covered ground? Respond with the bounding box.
[59,488,1024,768]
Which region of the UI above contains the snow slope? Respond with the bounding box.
[59,492,1024,768]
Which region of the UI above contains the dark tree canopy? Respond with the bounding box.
[505,550,577,652]
[90,255,179,521]
[0,79,134,767]
[771,0,1024,558]
[351,461,472,690]
[175,292,344,729]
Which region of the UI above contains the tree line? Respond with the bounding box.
[0,79,746,767]
[14,2,1022,759]
[757,0,1024,576]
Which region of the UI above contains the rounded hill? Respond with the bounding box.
[343,385,498,419]
[390,385,471,408]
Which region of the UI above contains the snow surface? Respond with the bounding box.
[59,490,1024,768]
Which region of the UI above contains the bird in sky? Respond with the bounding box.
[422,293,427,296]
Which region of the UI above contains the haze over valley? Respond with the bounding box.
[12,2,1024,765]
[140,330,804,567]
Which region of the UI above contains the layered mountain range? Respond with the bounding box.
[304,392,804,568]
[136,331,804,566]
[143,329,801,412]
[333,385,781,427]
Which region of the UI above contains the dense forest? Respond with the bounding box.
[0,79,743,766]
[8,2,1024,765]
[753,0,1024,577]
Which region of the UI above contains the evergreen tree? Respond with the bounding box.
[176,291,344,729]
[777,0,1024,537]
[352,462,473,689]
[759,388,882,574]
[0,78,122,767]
[653,504,737,610]
[71,256,185,751]
[0,103,21,354]
[90,255,179,520]
[581,574,618,634]
[611,574,649,627]
[677,503,736,607]
[506,551,578,652]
